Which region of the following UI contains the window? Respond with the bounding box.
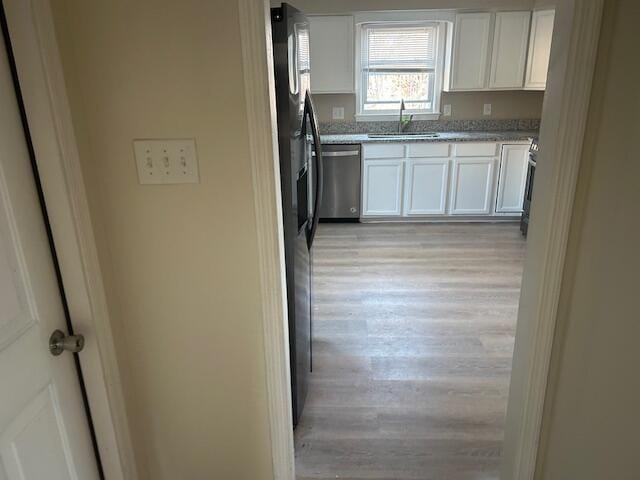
[357,22,445,119]
[290,23,310,113]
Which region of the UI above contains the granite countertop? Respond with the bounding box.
[320,130,538,145]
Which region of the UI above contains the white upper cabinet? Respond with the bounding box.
[448,13,492,90]
[445,9,553,92]
[489,11,531,89]
[525,10,555,90]
[495,144,529,212]
[309,15,354,93]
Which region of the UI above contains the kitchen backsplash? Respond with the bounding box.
[313,91,545,123]
[319,119,541,135]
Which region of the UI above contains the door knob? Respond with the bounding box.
[49,329,85,356]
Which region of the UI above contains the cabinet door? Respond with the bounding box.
[450,157,496,215]
[450,13,492,90]
[489,11,531,89]
[524,10,555,90]
[404,158,450,215]
[362,159,404,216]
[309,16,354,93]
[496,144,529,213]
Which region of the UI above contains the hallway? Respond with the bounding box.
[295,223,526,480]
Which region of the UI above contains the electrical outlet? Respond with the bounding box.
[443,104,452,116]
[483,103,492,116]
[133,139,199,185]
[332,107,345,120]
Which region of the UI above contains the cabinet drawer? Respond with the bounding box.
[454,142,498,157]
[363,143,405,159]
[407,143,450,158]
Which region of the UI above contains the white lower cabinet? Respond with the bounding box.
[362,159,404,216]
[450,157,496,214]
[495,144,529,213]
[361,140,530,220]
[404,158,450,215]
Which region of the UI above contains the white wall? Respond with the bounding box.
[535,0,640,477]
[50,1,274,478]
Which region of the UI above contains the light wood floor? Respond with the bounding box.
[295,223,526,480]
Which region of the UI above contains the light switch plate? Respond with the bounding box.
[483,103,492,116]
[332,107,345,120]
[443,104,452,116]
[133,139,199,185]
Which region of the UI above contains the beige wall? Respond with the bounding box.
[314,91,544,122]
[535,0,640,478]
[50,1,273,479]
[533,0,557,9]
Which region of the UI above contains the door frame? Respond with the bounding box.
[238,1,604,479]
[2,1,136,479]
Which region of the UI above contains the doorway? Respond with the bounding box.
[238,1,605,479]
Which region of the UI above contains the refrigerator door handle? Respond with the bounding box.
[304,91,323,249]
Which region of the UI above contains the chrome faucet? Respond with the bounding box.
[398,99,413,133]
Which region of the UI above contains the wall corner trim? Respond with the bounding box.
[238,0,296,479]
[505,1,605,479]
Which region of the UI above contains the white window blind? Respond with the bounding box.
[297,27,310,73]
[295,25,310,111]
[364,26,436,70]
[359,23,441,115]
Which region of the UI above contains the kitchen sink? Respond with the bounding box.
[367,132,440,139]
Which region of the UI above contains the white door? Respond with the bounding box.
[362,159,404,216]
[489,11,531,89]
[496,144,529,213]
[404,158,450,215]
[450,157,496,215]
[524,9,555,90]
[0,31,100,480]
[450,13,492,90]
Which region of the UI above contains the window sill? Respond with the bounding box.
[355,113,441,122]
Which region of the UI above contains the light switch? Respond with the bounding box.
[332,107,345,120]
[443,104,452,116]
[133,139,199,185]
[483,103,492,116]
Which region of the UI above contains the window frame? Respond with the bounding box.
[355,20,448,121]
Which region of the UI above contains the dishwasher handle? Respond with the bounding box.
[321,150,359,157]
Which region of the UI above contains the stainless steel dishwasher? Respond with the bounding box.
[318,144,361,220]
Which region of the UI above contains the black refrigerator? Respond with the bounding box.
[271,3,323,427]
